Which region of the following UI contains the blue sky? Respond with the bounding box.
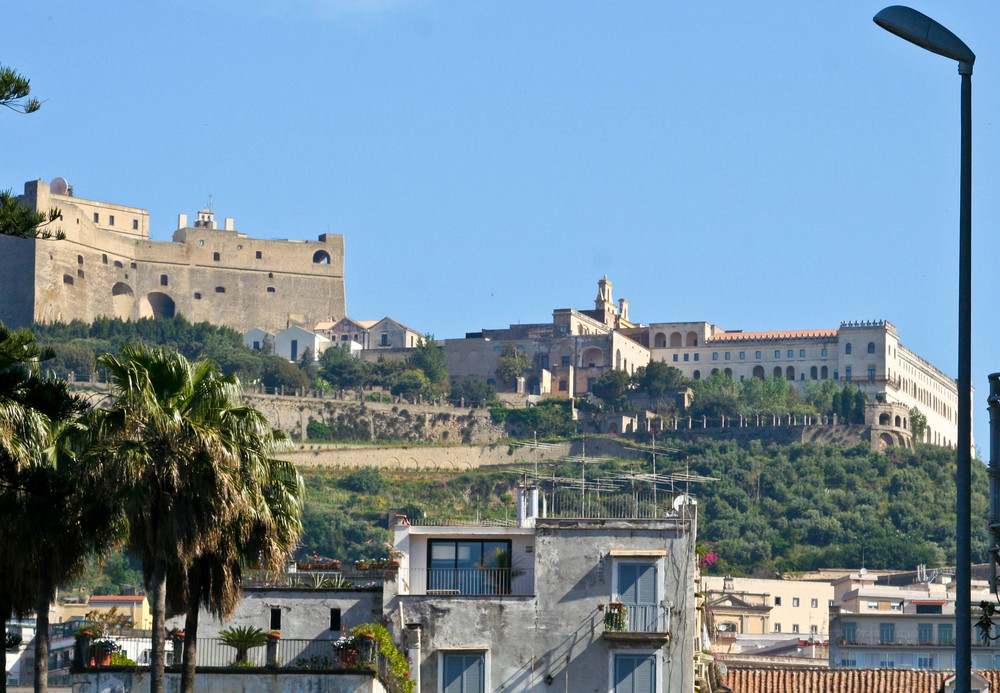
[4,1,999,445]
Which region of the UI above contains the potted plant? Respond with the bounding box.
[355,560,370,571]
[90,638,120,666]
[219,625,269,665]
[266,629,281,640]
[387,549,403,567]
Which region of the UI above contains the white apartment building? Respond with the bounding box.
[646,320,962,447]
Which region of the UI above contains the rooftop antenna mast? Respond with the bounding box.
[208,194,214,213]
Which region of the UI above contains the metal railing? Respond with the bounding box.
[549,491,674,520]
[603,604,670,633]
[402,568,534,596]
[77,636,343,669]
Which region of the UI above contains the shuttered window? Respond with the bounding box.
[442,652,484,693]
[614,653,655,693]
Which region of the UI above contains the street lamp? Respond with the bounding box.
[874,6,974,690]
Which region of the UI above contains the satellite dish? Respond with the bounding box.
[50,177,69,195]
[673,495,696,510]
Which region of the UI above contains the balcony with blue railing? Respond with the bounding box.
[601,602,671,645]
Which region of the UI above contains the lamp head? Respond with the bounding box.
[874,6,974,66]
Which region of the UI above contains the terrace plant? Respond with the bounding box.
[218,625,268,665]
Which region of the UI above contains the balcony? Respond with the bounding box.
[601,603,671,645]
[400,568,534,596]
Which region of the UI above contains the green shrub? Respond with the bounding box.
[350,623,414,693]
[339,468,385,494]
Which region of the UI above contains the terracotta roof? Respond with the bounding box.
[88,595,144,603]
[726,668,1000,693]
[707,329,838,343]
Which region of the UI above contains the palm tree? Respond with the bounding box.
[176,433,303,693]
[94,344,269,693]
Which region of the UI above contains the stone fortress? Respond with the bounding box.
[0,178,346,334]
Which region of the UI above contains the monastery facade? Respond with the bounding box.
[0,179,346,334]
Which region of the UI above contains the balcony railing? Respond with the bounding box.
[401,568,534,596]
[603,604,670,634]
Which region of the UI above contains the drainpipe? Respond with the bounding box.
[988,374,1000,594]
[404,624,422,693]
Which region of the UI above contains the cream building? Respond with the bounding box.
[702,575,835,640]
[0,178,346,334]
[646,319,962,447]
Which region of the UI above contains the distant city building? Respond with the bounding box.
[828,569,997,671]
[702,575,834,641]
[444,276,650,396]
[0,178,346,334]
[645,319,962,447]
[316,316,422,351]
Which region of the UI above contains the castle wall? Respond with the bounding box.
[9,180,346,334]
[0,236,36,327]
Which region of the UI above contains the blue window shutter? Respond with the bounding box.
[465,654,484,693]
[443,654,464,693]
[443,653,484,693]
[614,654,655,693]
[634,655,654,692]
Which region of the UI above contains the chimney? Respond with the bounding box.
[516,485,539,527]
[178,213,188,230]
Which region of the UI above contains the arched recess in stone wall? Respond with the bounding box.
[313,250,331,264]
[821,366,829,379]
[724,368,732,378]
[711,368,719,376]
[879,413,891,426]
[878,432,895,449]
[669,332,682,347]
[615,350,621,369]
[752,366,765,379]
[111,282,134,319]
[785,366,795,380]
[581,347,603,367]
[773,366,782,378]
[140,292,175,319]
[654,333,667,348]
[685,331,698,347]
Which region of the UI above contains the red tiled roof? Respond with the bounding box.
[707,330,838,343]
[726,668,1000,693]
[88,595,144,603]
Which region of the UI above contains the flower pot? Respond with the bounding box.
[91,645,112,666]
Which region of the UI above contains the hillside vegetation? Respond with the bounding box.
[291,439,986,576]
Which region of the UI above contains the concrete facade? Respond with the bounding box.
[647,319,962,447]
[0,179,346,334]
[71,670,384,693]
[383,495,697,692]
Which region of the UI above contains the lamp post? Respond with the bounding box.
[873,6,974,690]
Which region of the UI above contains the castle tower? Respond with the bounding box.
[595,275,615,315]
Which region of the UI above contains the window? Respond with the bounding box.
[340,335,348,341]
[77,269,84,278]
[845,366,852,380]
[63,274,74,285]
[868,365,875,381]
[739,352,745,360]
[256,251,262,259]
[428,539,512,595]
[774,623,781,633]
[102,254,108,264]
[442,652,485,693]
[879,623,895,644]
[380,333,389,346]
[194,292,201,300]
[330,608,341,632]
[787,350,793,358]
[93,213,99,223]
[266,287,275,293]
[755,351,761,359]
[215,286,225,293]
[917,655,934,669]
[938,623,953,645]
[693,354,699,361]
[540,356,549,370]
[774,350,781,358]
[290,340,299,362]
[799,349,806,357]
[915,603,942,614]
[133,219,139,230]
[199,240,204,246]
[558,380,567,391]
[268,272,273,278]
[114,260,123,268]
[792,598,799,607]
[130,262,137,269]
[77,255,84,264]
[842,622,856,644]
[774,597,781,606]
[792,624,799,633]
[613,653,655,693]
[712,353,718,361]
[841,655,857,668]
[587,377,596,391]
[562,356,570,366]
[822,348,828,357]
[252,341,260,350]
[270,608,281,631]
[918,623,933,644]
[237,244,242,250]
[672,354,678,362]
[810,625,817,634]
[160,274,168,286]
[725,352,730,360]
[811,599,818,608]
[868,342,875,354]
[880,654,895,669]
[213,252,220,261]
[833,370,839,380]
[683,354,689,362]
[845,343,852,354]
[109,215,115,226]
